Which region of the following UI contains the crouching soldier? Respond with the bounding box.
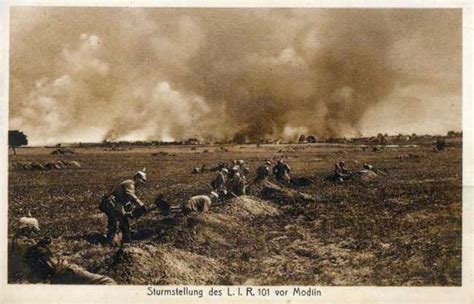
[334,161,352,182]
[273,159,291,185]
[100,169,148,244]
[182,192,219,215]
[254,160,272,183]
[229,167,246,196]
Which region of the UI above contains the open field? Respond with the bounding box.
[8,141,462,285]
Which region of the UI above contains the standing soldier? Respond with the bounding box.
[100,169,147,244]
[254,160,272,183]
[273,159,291,185]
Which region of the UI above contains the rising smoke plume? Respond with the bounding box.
[9,8,461,145]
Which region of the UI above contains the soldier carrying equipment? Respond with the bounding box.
[99,169,148,244]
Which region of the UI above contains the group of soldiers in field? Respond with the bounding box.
[11,154,375,284]
[209,159,293,197]
[99,158,292,245]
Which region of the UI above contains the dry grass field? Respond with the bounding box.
[8,140,462,285]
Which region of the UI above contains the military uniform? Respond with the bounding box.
[254,164,271,182]
[9,237,116,284]
[334,163,351,181]
[211,171,227,192]
[273,162,291,185]
[229,173,246,196]
[9,216,115,285]
[103,179,144,243]
[182,195,212,215]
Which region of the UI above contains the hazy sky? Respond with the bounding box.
[9,8,462,145]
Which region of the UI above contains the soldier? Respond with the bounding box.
[227,164,238,180]
[334,161,352,181]
[16,212,40,237]
[9,215,40,282]
[9,217,116,285]
[273,159,291,185]
[254,160,272,183]
[23,239,116,284]
[236,160,250,177]
[211,168,228,191]
[100,169,147,244]
[229,168,246,196]
[182,192,219,215]
[210,161,226,172]
[363,163,374,170]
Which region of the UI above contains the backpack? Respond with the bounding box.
[99,195,115,214]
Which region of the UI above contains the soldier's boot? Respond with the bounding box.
[119,217,132,243]
[106,214,117,244]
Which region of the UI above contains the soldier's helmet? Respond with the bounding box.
[339,161,345,166]
[134,168,147,183]
[210,191,219,200]
[231,165,240,172]
[16,214,40,237]
[221,168,229,174]
[265,160,272,166]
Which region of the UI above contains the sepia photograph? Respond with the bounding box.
[5,5,466,291]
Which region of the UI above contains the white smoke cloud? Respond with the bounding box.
[283,125,309,141]
[107,81,213,141]
[10,33,111,145]
[9,8,462,145]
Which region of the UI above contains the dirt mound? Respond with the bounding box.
[290,176,314,187]
[14,160,82,170]
[156,196,279,250]
[152,151,176,156]
[104,147,128,151]
[105,244,225,284]
[13,162,45,170]
[354,170,378,181]
[251,180,315,204]
[222,196,280,219]
[396,153,420,160]
[63,160,82,168]
[51,148,75,155]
